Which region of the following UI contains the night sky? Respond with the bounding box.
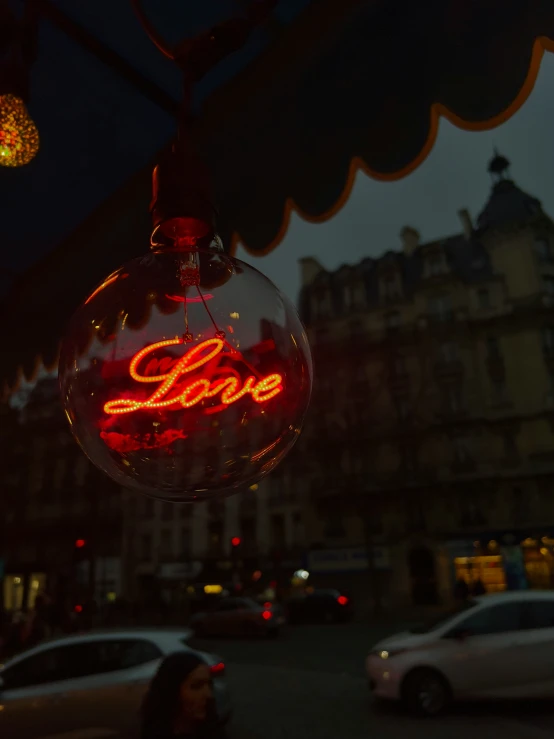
[2,1,554,305]
[243,52,554,302]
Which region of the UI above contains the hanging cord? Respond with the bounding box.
[143,0,279,237]
[130,0,278,80]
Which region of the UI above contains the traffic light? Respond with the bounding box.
[75,539,86,549]
[231,537,241,548]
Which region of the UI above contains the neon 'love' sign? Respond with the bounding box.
[103,338,283,416]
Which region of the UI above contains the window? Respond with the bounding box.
[503,435,518,459]
[535,237,552,262]
[269,475,285,505]
[477,288,491,309]
[349,319,363,337]
[325,513,346,538]
[459,495,486,526]
[395,396,411,421]
[544,276,554,296]
[180,528,191,558]
[428,294,452,321]
[453,437,471,463]
[424,252,447,277]
[491,378,507,404]
[159,529,173,558]
[140,534,152,561]
[241,517,256,544]
[343,285,354,309]
[385,311,401,330]
[351,365,368,397]
[342,285,363,310]
[162,502,173,521]
[543,327,554,355]
[208,521,223,549]
[143,498,154,519]
[382,274,402,301]
[523,600,554,629]
[270,514,286,548]
[4,640,163,687]
[438,341,458,363]
[92,639,162,673]
[445,386,464,413]
[393,355,408,376]
[449,602,523,637]
[315,327,330,344]
[511,487,529,522]
[401,445,418,472]
[313,291,329,320]
[486,336,501,358]
[2,647,70,690]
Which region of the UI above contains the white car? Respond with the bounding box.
[0,628,230,739]
[367,590,554,716]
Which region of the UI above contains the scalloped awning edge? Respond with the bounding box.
[234,35,554,260]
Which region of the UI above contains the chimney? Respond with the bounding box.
[400,226,420,255]
[458,208,473,240]
[298,257,324,286]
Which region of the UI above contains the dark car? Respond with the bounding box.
[190,597,286,638]
[286,589,353,624]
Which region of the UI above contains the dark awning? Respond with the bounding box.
[1,0,554,388]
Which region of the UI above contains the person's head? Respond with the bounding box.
[141,652,215,736]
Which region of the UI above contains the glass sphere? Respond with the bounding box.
[0,95,39,167]
[59,243,312,502]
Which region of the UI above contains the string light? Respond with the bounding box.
[0,94,39,167]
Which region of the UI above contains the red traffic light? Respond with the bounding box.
[231,537,241,548]
[75,539,86,549]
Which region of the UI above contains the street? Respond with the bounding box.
[36,622,554,739]
[193,623,554,739]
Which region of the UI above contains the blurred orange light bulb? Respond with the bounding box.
[0,94,39,167]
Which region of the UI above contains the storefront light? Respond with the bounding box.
[204,584,223,594]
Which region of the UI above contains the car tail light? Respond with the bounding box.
[337,595,349,606]
[210,662,226,677]
[262,610,272,621]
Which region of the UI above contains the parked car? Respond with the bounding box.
[0,628,229,739]
[286,589,353,624]
[367,590,554,717]
[191,597,285,637]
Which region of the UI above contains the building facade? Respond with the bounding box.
[5,154,554,614]
[293,154,554,608]
[1,377,123,612]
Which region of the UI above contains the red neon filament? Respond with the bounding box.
[165,293,214,303]
[104,338,283,416]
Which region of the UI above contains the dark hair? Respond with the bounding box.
[141,651,215,738]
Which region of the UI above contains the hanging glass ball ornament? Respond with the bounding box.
[59,224,312,502]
